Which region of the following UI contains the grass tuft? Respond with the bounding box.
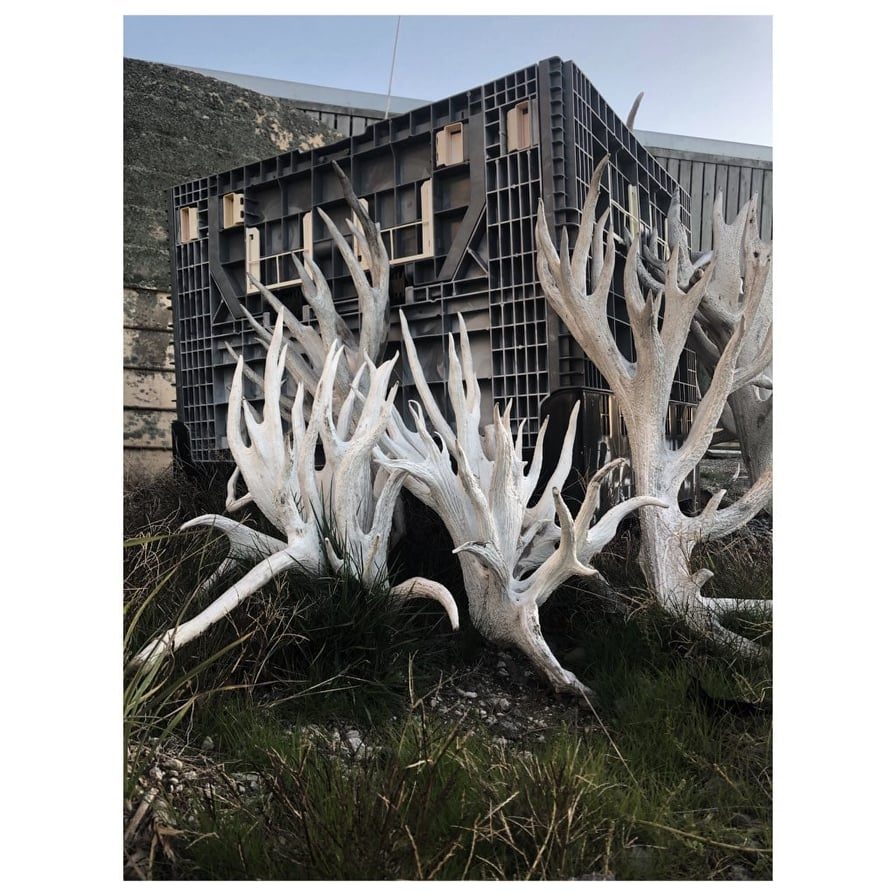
[124,470,772,881]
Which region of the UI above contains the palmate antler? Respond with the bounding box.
[536,156,772,652]
[373,312,667,696]
[131,313,457,669]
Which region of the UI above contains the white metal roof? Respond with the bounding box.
[178,65,426,115]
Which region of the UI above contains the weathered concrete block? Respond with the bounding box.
[124,370,176,410]
[124,408,178,449]
[127,133,240,184]
[124,448,173,482]
[123,203,170,255]
[124,242,171,290]
[123,165,184,212]
[124,327,175,371]
[123,289,172,330]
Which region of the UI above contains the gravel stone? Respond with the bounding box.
[495,720,521,740]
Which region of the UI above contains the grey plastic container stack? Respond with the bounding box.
[169,57,699,504]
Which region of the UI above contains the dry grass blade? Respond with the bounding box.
[524,801,558,880]
[124,788,159,844]
[578,691,640,789]
[634,818,772,854]
[404,824,424,879]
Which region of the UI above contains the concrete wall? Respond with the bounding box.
[123,287,176,478]
[123,59,341,480]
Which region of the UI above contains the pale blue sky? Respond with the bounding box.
[124,15,772,146]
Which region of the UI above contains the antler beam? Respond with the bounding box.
[536,156,772,650]
[131,314,457,670]
[639,185,773,486]
[374,312,666,695]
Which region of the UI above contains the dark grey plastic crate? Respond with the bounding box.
[170,57,697,486]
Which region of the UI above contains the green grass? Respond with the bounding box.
[147,664,770,881]
[124,471,772,881]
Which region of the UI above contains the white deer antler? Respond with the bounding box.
[373,312,666,695]
[695,192,772,485]
[131,313,457,670]
[230,161,392,422]
[637,185,772,484]
[536,156,772,652]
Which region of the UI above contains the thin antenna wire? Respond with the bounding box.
[383,16,401,119]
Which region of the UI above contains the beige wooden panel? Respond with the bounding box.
[124,369,176,410]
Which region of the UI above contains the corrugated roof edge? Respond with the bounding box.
[634,129,772,163]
